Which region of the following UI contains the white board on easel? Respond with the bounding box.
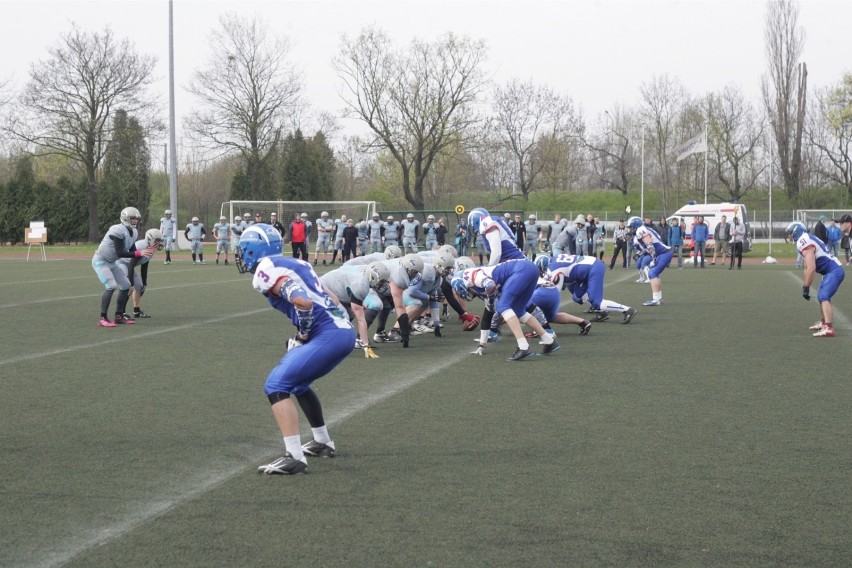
[25,221,47,262]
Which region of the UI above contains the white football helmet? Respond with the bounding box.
[455,256,476,271]
[235,215,242,222]
[321,211,329,218]
[191,216,200,223]
[427,214,435,222]
[145,228,165,249]
[437,244,458,259]
[432,253,456,277]
[384,245,403,260]
[164,209,172,216]
[400,254,424,278]
[220,215,227,221]
[120,207,142,227]
[366,262,391,290]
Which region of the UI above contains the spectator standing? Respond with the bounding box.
[510,214,526,251]
[729,217,746,270]
[270,212,286,238]
[435,217,448,247]
[813,215,829,243]
[573,215,587,256]
[341,219,359,262]
[712,215,731,266]
[691,215,709,268]
[301,213,312,251]
[610,219,629,269]
[289,212,308,260]
[842,231,851,266]
[826,218,842,258]
[455,218,470,256]
[657,216,669,246]
[667,218,685,269]
[594,216,606,260]
[585,215,597,256]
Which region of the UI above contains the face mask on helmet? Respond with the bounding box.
[785,221,807,243]
[401,254,424,279]
[433,254,455,277]
[451,274,473,300]
[121,207,142,227]
[384,245,403,260]
[534,255,550,277]
[145,229,165,250]
[366,262,391,291]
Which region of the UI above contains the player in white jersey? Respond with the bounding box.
[240,224,355,475]
[92,207,157,327]
[314,211,334,266]
[400,213,420,254]
[383,215,400,247]
[367,213,385,254]
[231,215,247,254]
[467,207,526,266]
[381,254,425,347]
[629,217,673,306]
[329,214,348,265]
[786,221,845,337]
[118,229,164,319]
[213,216,233,265]
[159,210,176,264]
[452,259,558,361]
[184,217,207,264]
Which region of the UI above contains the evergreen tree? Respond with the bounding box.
[100,110,151,233]
[0,156,35,244]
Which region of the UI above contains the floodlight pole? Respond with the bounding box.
[640,123,645,220]
[168,0,179,244]
[703,121,708,205]
[768,124,773,256]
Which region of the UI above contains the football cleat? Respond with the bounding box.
[133,311,151,319]
[411,320,430,334]
[487,330,501,343]
[808,321,824,331]
[257,453,307,475]
[302,440,336,458]
[593,311,610,322]
[373,330,395,343]
[578,320,592,335]
[114,313,135,325]
[98,317,117,328]
[622,307,637,324]
[387,329,402,343]
[642,299,661,306]
[813,326,835,337]
[354,338,368,349]
[541,341,560,356]
[507,348,535,362]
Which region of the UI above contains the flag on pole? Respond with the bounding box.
[675,133,707,162]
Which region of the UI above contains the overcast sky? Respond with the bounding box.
[1,0,850,147]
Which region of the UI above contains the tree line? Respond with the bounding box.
[1,0,851,243]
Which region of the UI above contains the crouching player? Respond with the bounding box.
[545,254,637,323]
[454,259,559,361]
[240,224,355,475]
[786,221,845,337]
[629,217,672,306]
[118,228,164,319]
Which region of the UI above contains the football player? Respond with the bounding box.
[118,229,164,319]
[184,216,207,264]
[545,254,637,324]
[467,207,526,266]
[329,214,348,265]
[320,262,388,357]
[314,211,334,266]
[629,216,672,306]
[240,224,355,475]
[401,213,420,254]
[454,259,559,361]
[92,207,157,327]
[786,221,845,337]
[213,215,233,265]
[159,209,176,265]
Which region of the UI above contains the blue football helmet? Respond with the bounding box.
[785,221,807,243]
[534,254,551,277]
[468,207,490,235]
[451,273,473,300]
[627,216,643,230]
[238,223,282,273]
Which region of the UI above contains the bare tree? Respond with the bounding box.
[762,0,806,200]
[807,76,852,199]
[490,79,576,201]
[705,86,766,201]
[468,120,516,202]
[640,75,686,212]
[6,25,155,241]
[584,108,641,195]
[335,27,487,210]
[186,14,302,200]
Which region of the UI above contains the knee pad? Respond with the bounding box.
[267,391,291,405]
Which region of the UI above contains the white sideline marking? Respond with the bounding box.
[24,265,638,567]
[0,308,267,367]
[0,266,215,287]
[785,271,851,332]
[0,278,247,309]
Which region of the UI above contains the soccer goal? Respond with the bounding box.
[220,201,378,229]
[796,209,848,227]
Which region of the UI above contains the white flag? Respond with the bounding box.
[675,134,707,162]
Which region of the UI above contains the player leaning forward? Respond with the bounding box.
[240,223,356,475]
[454,259,559,361]
[787,220,844,337]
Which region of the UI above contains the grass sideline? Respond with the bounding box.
[0,257,850,567]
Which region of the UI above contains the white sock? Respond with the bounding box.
[284,435,306,462]
[518,338,530,350]
[600,299,628,313]
[653,291,662,301]
[311,426,331,445]
[539,332,554,344]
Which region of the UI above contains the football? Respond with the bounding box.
[462,316,480,331]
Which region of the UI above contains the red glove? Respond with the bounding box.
[459,313,478,323]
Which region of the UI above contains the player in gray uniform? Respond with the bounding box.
[549,214,569,254]
[118,229,164,319]
[401,213,420,254]
[524,214,542,260]
[357,220,369,256]
[423,215,439,250]
[380,254,424,347]
[159,209,176,264]
[230,215,247,254]
[320,263,389,357]
[213,216,233,265]
[330,214,348,265]
[314,211,334,266]
[404,262,445,335]
[367,213,385,254]
[184,216,207,264]
[92,207,157,327]
[384,215,400,247]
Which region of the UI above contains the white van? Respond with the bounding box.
[666,202,751,252]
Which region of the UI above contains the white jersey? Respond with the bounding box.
[159,216,176,239]
[401,219,420,239]
[635,225,670,255]
[118,239,150,267]
[316,218,334,235]
[213,222,231,241]
[795,233,842,274]
[185,223,205,241]
[94,223,136,263]
[368,220,385,239]
[321,265,374,303]
[231,221,247,238]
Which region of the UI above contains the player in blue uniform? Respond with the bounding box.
[546,254,637,323]
[240,224,356,475]
[454,259,559,361]
[786,221,845,337]
[629,217,673,306]
[467,207,526,266]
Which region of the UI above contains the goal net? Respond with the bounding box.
[796,209,848,228]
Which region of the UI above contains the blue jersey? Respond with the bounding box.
[549,254,596,285]
[252,255,351,335]
[635,225,671,256]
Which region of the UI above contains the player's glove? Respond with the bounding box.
[470,344,485,356]
[802,286,811,301]
[287,336,305,351]
[459,312,478,324]
[364,347,380,359]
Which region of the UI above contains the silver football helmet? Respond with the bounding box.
[145,228,165,249]
[366,262,391,290]
[455,256,476,271]
[120,207,142,227]
[400,254,424,278]
[437,244,458,259]
[432,253,456,277]
[384,245,403,260]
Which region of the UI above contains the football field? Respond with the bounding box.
[1,254,850,567]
